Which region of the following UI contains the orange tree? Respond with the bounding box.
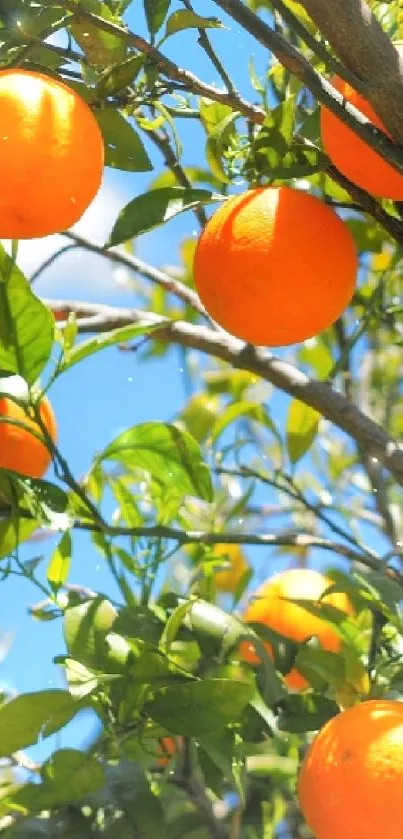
[0,1,403,838]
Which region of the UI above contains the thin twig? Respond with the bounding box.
[62,231,209,318]
[172,739,226,839]
[146,126,207,227]
[0,507,375,564]
[56,0,266,123]
[30,243,79,285]
[181,0,236,92]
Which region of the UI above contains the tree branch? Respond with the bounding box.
[145,126,207,228]
[53,2,403,246]
[268,0,362,88]
[0,504,376,565]
[59,0,403,174]
[212,0,403,171]
[57,0,265,124]
[298,0,403,141]
[43,299,403,489]
[62,232,209,318]
[326,166,403,245]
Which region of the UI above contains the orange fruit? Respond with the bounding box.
[0,69,104,238]
[193,186,357,347]
[157,736,183,767]
[298,699,403,839]
[321,45,403,199]
[0,395,57,478]
[241,568,352,691]
[213,544,250,593]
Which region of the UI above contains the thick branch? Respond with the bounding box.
[298,0,403,141]
[212,0,403,171]
[61,0,403,173]
[44,299,403,488]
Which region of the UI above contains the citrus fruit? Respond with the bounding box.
[241,568,352,691]
[213,544,250,593]
[193,186,357,346]
[0,395,57,478]
[321,44,403,198]
[157,736,183,767]
[0,69,104,238]
[298,699,403,839]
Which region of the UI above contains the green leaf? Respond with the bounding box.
[61,320,162,372]
[96,421,213,502]
[8,749,105,813]
[107,761,165,834]
[149,165,222,192]
[69,1,126,67]
[96,53,145,98]
[164,10,224,38]
[13,477,70,529]
[298,338,333,378]
[114,605,164,645]
[144,0,171,34]
[47,531,72,591]
[145,678,254,735]
[210,400,277,444]
[0,691,80,757]
[205,111,240,184]
[199,99,232,135]
[347,218,388,253]
[0,515,38,558]
[0,247,54,384]
[179,392,219,442]
[277,693,339,733]
[286,399,320,464]
[95,110,152,173]
[107,187,221,246]
[63,597,129,672]
[199,730,245,803]
[109,477,143,526]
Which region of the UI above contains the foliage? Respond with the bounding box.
[0,1,402,838]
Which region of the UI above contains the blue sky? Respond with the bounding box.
[0,2,384,768]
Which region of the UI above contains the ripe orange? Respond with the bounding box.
[298,699,403,839]
[193,186,357,347]
[0,69,104,238]
[241,568,352,691]
[157,736,183,767]
[0,395,57,478]
[213,544,250,593]
[321,44,403,199]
